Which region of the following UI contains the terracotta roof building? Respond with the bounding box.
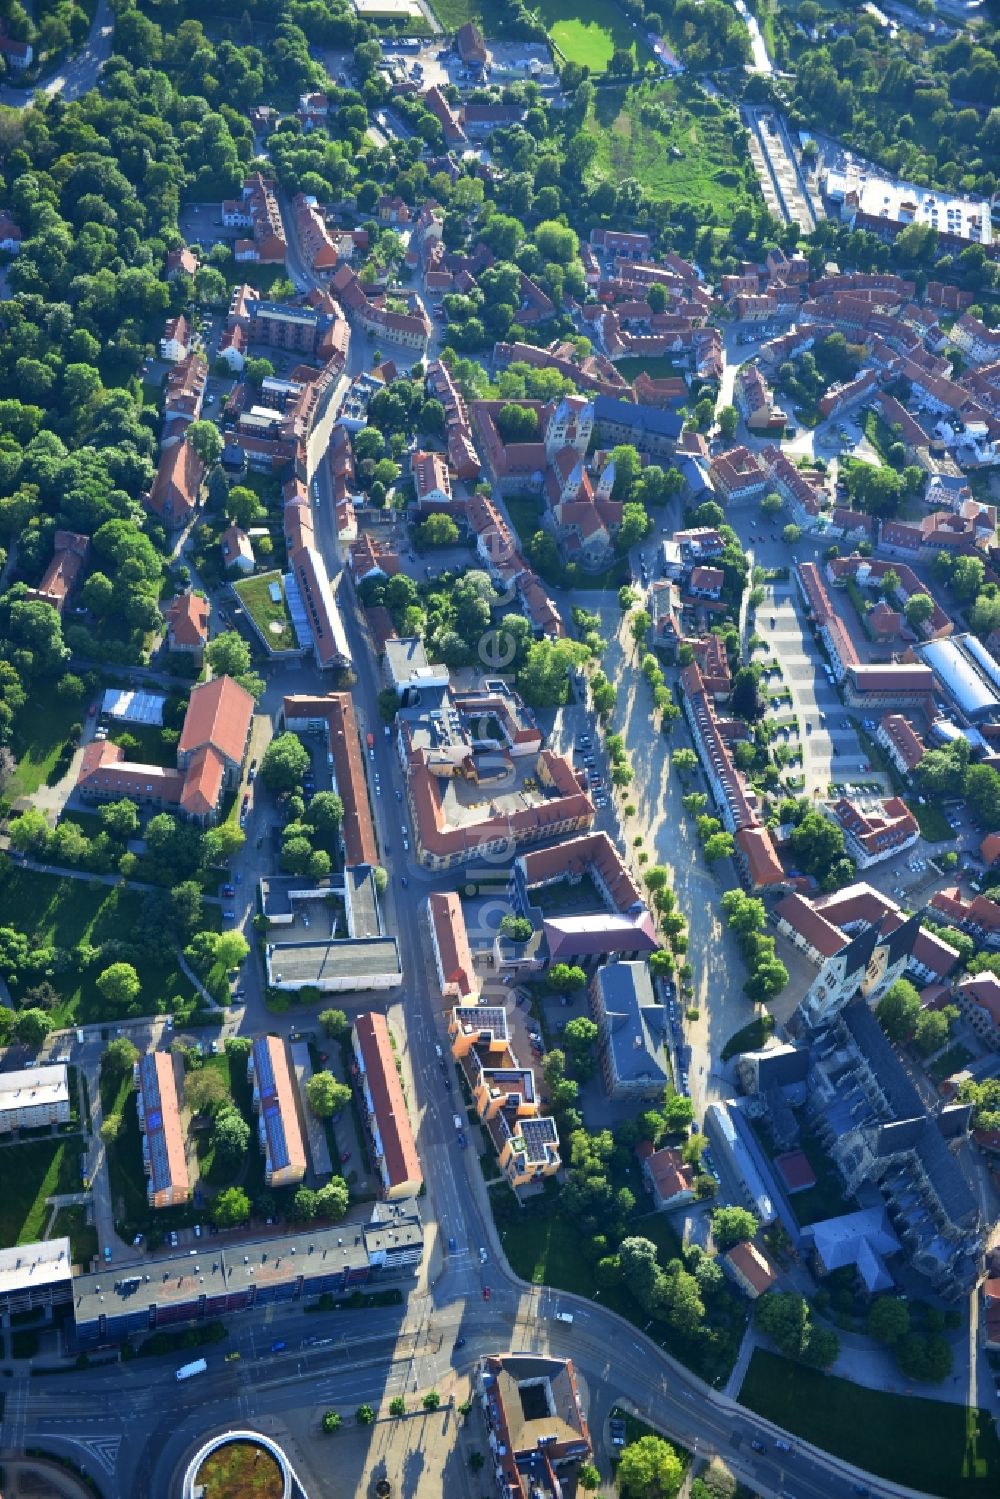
[146,438,204,531]
[352,1013,423,1199]
[725,1240,779,1299]
[426,891,478,1001]
[24,531,89,614]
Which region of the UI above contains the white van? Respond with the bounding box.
[435,1043,443,1059]
[554,1311,574,1325]
[453,1114,463,1131]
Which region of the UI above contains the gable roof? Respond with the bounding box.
[178,676,253,766]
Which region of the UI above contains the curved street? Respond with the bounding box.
[0,0,113,109]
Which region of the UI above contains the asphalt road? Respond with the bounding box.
[1,0,113,108]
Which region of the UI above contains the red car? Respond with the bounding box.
[482,1286,491,1302]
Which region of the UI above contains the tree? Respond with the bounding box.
[788,809,847,878]
[867,1296,910,1344]
[422,1390,441,1411]
[762,491,784,516]
[355,1404,376,1425]
[950,554,985,603]
[876,979,921,1042]
[417,513,460,547]
[260,732,310,792]
[964,764,1000,830]
[96,962,141,1012]
[711,1205,758,1250]
[704,832,735,862]
[578,1462,601,1491]
[563,1016,598,1069]
[903,592,934,630]
[499,914,533,943]
[292,1187,319,1221]
[308,792,343,837]
[187,420,223,468]
[213,1186,250,1228]
[673,748,698,775]
[915,1007,956,1056]
[389,1396,407,1417]
[662,1090,694,1131]
[315,1178,349,1220]
[99,799,140,839]
[307,1071,352,1118]
[103,1036,139,1082]
[756,1290,838,1367]
[215,931,250,970]
[185,1068,230,1116]
[616,1435,684,1499]
[319,1008,349,1039]
[14,1009,52,1047]
[205,631,251,679]
[171,880,204,939]
[100,1114,122,1144]
[548,963,586,991]
[213,1104,252,1171]
[895,1332,953,1382]
[732,666,762,721]
[322,1410,342,1433]
[717,404,739,439]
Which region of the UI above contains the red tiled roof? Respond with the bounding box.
[178,676,253,768]
[354,1012,422,1193]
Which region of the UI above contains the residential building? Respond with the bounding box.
[286,544,352,670]
[0,1240,72,1320]
[166,592,210,659]
[426,891,478,1001]
[0,1065,70,1134]
[146,437,205,531]
[352,1013,423,1199]
[725,1240,779,1299]
[709,446,767,503]
[590,961,670,1101]
[876,714,926,778]
[166,245,199,279]
[24,531,89,614]
[135,1053,190,1208]
[292,193,338,272]
[637,1140,695,1211]
[221,523,254,574]
[412,449,452,509]
[159,314,191,363]
[477,1354,591,1499]
[248,1036,307,1188]
[956,973,1000,1050]
[734,364,787,432]
[228,172,287,263]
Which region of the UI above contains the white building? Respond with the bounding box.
[0,1065,70,1134]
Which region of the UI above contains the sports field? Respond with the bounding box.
[536,0,645,72]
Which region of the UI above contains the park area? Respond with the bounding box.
[584,79,756,218]
[740,1350,1000,1498]
[0,862,200,1028]
[195,1440,283,1499]
[5,694,82,801]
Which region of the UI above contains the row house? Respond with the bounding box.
[248,1036,307,1188]
[227,172,286,263]
[796,560,859,682]
[876,713,926,778]
[927,888,1000,949]
[159,314,192,364]
[292,193,338,272]
[827,555,953,641]
[817,367,879,420]
[165,591,210,661]
[352,1013,423,1199]
[760,445,825,529]
[734,365,787,433]
[161,353,207,445]
[412,449,452,510]
[426,892,478,1002]
[951,314,1000,367]
[955,973,1000,1051]
[135,1053,190,1208]
[426,358,479,480]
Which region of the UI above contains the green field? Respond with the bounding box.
[0,860,200,1027]
[536,0,644,71]
[428,0,507,31]
[741,1350,1000,1498]
[6,695,82,799]
[233,571,296,653]
[585,80,755,217]
[0,1138,83,1249]
[109,721,177,768]
[51,1204,99,1269]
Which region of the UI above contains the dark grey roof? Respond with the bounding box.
[913,1119,978,1227]
[874,1118,923,1155]
[881,912,921,971]
[838,923,882,983]
[841,1000,924,1119]
[754,1045,810,1089]
[938,1102,972,1139]
[592,395,683,441]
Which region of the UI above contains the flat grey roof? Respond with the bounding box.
[346,867,380,939]
[268,936,401,985]
[0,1238,72,1297]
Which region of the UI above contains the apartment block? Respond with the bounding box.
[352,1013,422,1200]
[135,1052,190,1208]
[0,1065,70,1134]
[248,1036,307,1188]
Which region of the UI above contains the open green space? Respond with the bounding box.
[584,79,755,217]
[6,694,82,800]
[233,571,296,653]
[613,355,685,382]
[428,0,519,33]
[193,1052,235,1185]
[196,1440,283,1499]
[491,1184,744,1383]
[0,861,200,1028]
[0,1138,84,1249]
[51,1205,99,1269]
[740,1349,1000,1498]
[927,1044,974,1085]
[537,0,644,72]
[905,797,954,844]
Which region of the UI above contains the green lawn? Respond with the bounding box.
[584,79,755,218]
[740,1349,1000,1498]
[233,571,296,653]
[428,0,509,32]
[51,1204,99,1269]
[613,355,685,382]
[109,721,177,768]
[536,0,645,72]
[0,860,200,1027]
[6,694,82,799]
[928,1044,974,1085]
[0,1139,84,1249]
[905,797,954,844]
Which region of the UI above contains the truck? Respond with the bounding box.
[366,732,375,751]
[175,1358,208,1381]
